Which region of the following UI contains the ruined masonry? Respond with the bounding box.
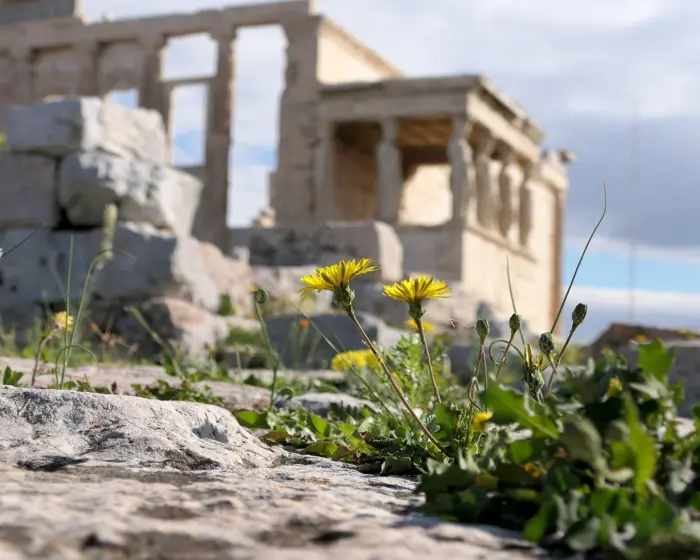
[0,96,254,359]
[0,0,574,339]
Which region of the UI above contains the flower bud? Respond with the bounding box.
[476,318,490,341]
[254,287,269,304]
[572,303,588,328]
[538,332,555,355]
[508,313,522,334]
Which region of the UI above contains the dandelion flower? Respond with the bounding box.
[404,318,435,332]
[330,349,378,372]
[522,462,544,478]
[300,258,378,308]
[51,311,74,333]
[607,377,622,397]
[383,275,450,318]
[472,411,493,431]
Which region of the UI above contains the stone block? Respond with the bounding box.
[265,311,404,369]
[0,223,219,311]
[4,97,167,163]
[235,220,403,282]
[58,151,202,235]
[0,152,58,227]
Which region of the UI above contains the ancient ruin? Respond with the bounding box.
[0,0,574,336]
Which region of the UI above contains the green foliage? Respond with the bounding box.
[418,340,700,557]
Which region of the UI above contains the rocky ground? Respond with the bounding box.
[0,358,550,560]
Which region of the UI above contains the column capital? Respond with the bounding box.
[450,113,472,139]
[474,127,496,156]
[379,117,398,141]
[210,25,238,44]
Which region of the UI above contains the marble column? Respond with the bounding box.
[497,145,517,238]
[313,118,335,222]
[138,34,166,116]
[376,117,403,224]
[474,130,497,228]
[448,114,473,228]
[518,165,534,247]
[192,27,236,250]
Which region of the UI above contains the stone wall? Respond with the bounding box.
[0,97,253,360]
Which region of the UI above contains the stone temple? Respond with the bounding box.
[0,0,574,336]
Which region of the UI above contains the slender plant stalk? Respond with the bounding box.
[345,307,445,454]
[31,333,51,387]
[555,328,577,368]
[252,295,282,411]
[59,236,74,388]
[493,334,515,382]
[545,355,560,396]
[415,317,441,404]
[550,183,608,334]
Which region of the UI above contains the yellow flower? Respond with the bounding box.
[472,411,493,431]
[51,311,74,333]
[383,276,450,305]
[300,258,378,303]
[522,462,544,478]
[607,377,622,397]
[404,318,435,332]
[331,349,378,372]
[633,334,649,342]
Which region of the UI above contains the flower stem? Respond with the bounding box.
[555,328,577,368]
[31,331,52,388]
[346,307,445,454]
[545,354,560,396]
[415,317,441,404]
[494,334,515,383]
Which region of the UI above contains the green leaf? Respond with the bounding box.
[565,516,602,551]
[308,413,330,437]
[523,500,556,543]
[623,394,658,495]
[235,410,270,429]
[559,415,603,469]
[433,403,458,442]
[480,383,559,439]
[304,441,338,457]
[508,439,535,464]
[636,339,676,381]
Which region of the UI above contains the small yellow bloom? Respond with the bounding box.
[472,411,493,431]
[633,334,649,343]
[330,349,378,372]
[300,258,378,301]
[404,318,435,332]
[522,462,544,478]
[607,377,622,397]
[298,317,310,329]
[51,311,74,333]
[383,276,451,306]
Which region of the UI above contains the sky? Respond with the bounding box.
[84,0,700,342]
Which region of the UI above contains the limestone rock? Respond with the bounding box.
[232,220,404,283]
[90,297,238,362]
[4,96,167,163]
[0,386,539,559]
[252,265,334,315]
[0,223,219,311]
[0,152,58,227]
[265,312,405,369]
[197,240,254,318]
[0,386,278,470]
[278,392,380,417]
[58,151,201,235]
